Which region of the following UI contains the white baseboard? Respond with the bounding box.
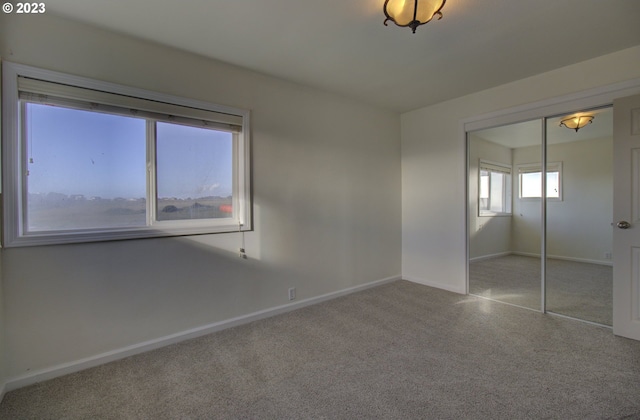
[548,254,613,267]
[403,275,466,295]
[512,251,613,266]
[469,251,511,262]
[5,275,401,393]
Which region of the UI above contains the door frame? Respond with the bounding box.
[463,78,640,312]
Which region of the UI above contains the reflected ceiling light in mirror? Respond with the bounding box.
[383,0,446,33]
[560,115,595,132]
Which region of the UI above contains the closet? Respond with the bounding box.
[467,107,613,325]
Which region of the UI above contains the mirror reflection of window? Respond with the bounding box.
[518,163,562,200]
[468,119,542,312]
[468,107,614,326]
[479,161,512,215]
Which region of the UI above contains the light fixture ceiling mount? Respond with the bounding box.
[559,115,595,132]
[383,0,446,33]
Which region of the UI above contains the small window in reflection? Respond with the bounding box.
[479,161,512,216]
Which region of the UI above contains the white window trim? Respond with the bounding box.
[2,62,252,247]
[517,161,563,201]
[478,159,512,217]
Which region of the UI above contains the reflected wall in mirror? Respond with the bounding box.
[546,107,613,326]
[468,120,542,311]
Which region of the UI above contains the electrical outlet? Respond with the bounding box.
[288,287,296,301]
[604,252,612,260]
[239,248,247,259]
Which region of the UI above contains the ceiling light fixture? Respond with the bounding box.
[383,0,446,33]
[559,115,595,132]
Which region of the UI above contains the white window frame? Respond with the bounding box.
[478,160,512,217]
[2,62,252,247]
[517,162,563,201]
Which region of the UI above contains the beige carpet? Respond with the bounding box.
[470,255,612,326]
[1,280,638,419]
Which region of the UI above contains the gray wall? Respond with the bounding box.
[0,254,4,396]
[0,13,401,381]
[512,137,613,263]
[546,137,613,262]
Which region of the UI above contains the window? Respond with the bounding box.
[2,62,251,247]
[518,162,562,200]
[479,160,512,216]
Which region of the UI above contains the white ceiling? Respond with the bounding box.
[45,0,640,113]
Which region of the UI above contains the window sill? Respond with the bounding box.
[478,212,512,217]
[4,222,251,248]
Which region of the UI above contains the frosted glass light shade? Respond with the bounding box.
[560,115,594,132]
[383,0,446,33]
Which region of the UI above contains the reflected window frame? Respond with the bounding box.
[478,160,513,217]
[517,162,563,201]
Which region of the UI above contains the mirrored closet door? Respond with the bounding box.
[468,120,542,311]
[467,106,613,326]
[545,107,613,326]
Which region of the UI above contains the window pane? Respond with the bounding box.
[489,172,505,212]
[547,171,559,198]
[521,172,541,198]
[156,122,233,221]
[479,170,489,210]
[479,171,489,198]
[479,169,511,215]
[25,103,147,231]
[521,170,559,198]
